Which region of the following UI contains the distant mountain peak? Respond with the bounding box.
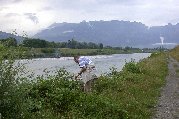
[33,20,179,48]
[0,31,22,42]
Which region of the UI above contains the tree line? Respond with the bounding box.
[0,37,17,47]
[1,37,160,53]
[0,37,104,49]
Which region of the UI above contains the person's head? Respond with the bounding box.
[74,56,79,64]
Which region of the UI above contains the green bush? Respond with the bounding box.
[41,48,55,53]
[23,69,129,119]
[123,61,141,74]
[0,45,168,119]
[0,52,25,118]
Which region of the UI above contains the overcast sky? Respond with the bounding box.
[0,0,179,36]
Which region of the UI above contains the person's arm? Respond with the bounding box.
[79,67,86,75]
[75,67,86,79]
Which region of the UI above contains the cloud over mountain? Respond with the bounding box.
[0,0,179,36]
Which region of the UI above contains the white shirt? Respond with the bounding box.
[78,56,93,68]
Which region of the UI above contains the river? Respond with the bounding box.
[17,53,151,78]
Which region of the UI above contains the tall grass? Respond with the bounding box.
[0,46,168,119]
[169,45,179,61]
[93,52,168,118]
[59,48,129,56]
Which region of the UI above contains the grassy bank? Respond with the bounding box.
[170,45,179,78]
[59,48,135,56]
[169,45,179,61]
[0,48,168,119]
[25,48,139,57]
[93,52,168,118]
[0,46,140,59]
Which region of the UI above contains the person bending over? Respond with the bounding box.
[74,56,96,92]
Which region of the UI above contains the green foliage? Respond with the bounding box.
[22,38,104,49]
[0,46,168,119]
[170,45,179,61]
[0,37,144,58]
[25,78,128,118]
[59,48,129,57]
[22,38,48,48]
[41,48,55,53]
[93,53,168,119]
[0,61,128,119]
[149,52,161,58]
[23,68,128,118]
[0,50,26,119]
[123,60,141,74]
[0,37,17,47]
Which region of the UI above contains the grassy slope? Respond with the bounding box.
[59,48,131,56]
[0,48,168,119]
[10,48,131,58]
[169,45,179,61]
[26,52,167,119]
[93,52,168,119]
[170,45,179,78]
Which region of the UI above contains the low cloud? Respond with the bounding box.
[24,13,39,24]
[0,7,8,11]
[0,0,22,5]
[5,13,20,17]
[12,0,22,3]
[0,0,179,36]
[42,6,53,11]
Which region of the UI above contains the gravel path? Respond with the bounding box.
[152,57,179,119]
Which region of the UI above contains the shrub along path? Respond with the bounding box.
[152,57,179,119]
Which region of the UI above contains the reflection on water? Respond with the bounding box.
[17,53,151,78]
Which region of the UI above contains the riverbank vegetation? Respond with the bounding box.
[0,37,162,58]
[0,43,168,118]
[169,45,179,61]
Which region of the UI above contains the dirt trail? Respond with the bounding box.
[152,57,179,119]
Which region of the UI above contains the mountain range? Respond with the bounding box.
[1,20,178,48]
[33,20,179,48]
[0,31,22,42]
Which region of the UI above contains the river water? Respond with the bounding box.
[18,53,151,78]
